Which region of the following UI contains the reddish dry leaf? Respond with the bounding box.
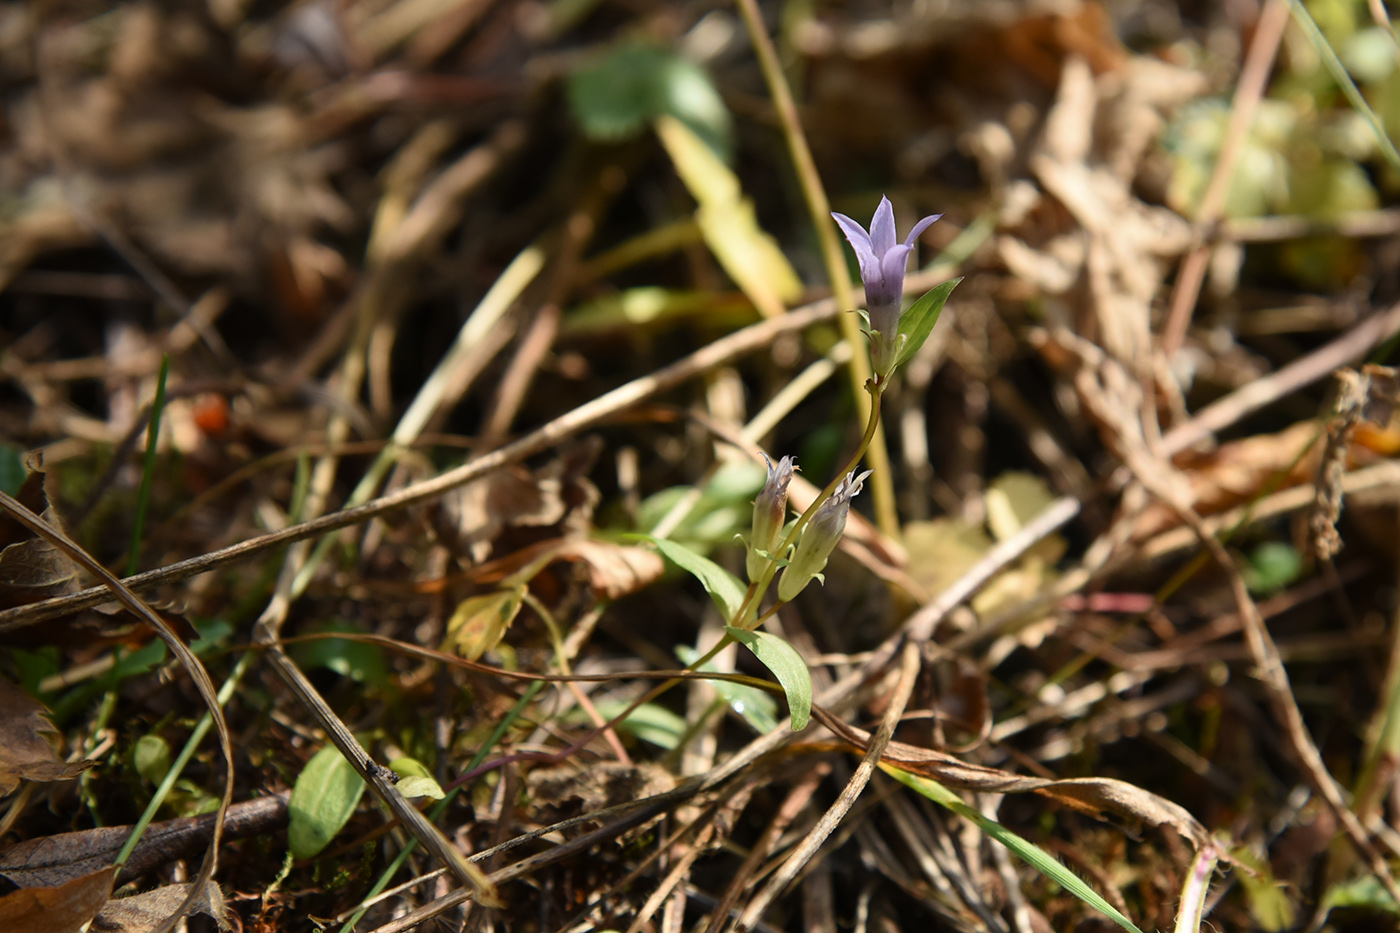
[0,865,114,933]
[91,881,231,933]
[0,677,93,796]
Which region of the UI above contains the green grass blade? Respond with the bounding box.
[1285,0,1400,175]
[883,765,1146,933]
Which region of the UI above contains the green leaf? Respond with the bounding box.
[591,700,689,749]
[288,745,367,860]
[568,43,732,159]
[724,626,811,731]
[389,757,445,800]
[1244,541,1303,596]
[894,278,961,369]
[0,445,25,496]
[676,644,779,734]
[292,621,389,684]
[637,534,746,620]
[884,766,1145,933]
[134,734,171,786]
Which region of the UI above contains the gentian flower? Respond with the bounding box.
[747,454,796,583]
[832,197,942,377]
[778,468,872,602]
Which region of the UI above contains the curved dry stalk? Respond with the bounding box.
[0,489,233,933]
[0,299,840,633]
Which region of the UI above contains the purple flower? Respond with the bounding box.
[747,454,796,582]
[778,468,872,602]
[832,197,942,376]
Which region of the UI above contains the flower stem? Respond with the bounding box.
[732,0,899,540]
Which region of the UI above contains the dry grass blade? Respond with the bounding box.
[0,490,232,933]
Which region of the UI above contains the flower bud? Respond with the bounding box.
[746,454,795,582]
[778,468,872,602]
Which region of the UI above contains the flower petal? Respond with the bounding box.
[903,213,943,248]
[869,196,896,257]
[831,212,879,283]
[876,243,912,304]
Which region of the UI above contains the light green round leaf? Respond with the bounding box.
[724,626,811,731]
[288,746,367,860]
[134,734,171,785]
[388,757,445,799]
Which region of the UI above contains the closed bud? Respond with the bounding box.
[746,454,795,582]
[778,468,872,602]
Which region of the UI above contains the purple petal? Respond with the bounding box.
[903,213,943,248]
[869,196,896,257]
[832,212,879,282]
[875,244,912,303]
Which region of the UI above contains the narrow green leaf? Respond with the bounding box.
[677,644,779,734]
[724,626,811,731]
[895,278,960,369]
[288,746,367,860]
[637,534,746,620]
[592,699,689,749]
[884,765,1145,933]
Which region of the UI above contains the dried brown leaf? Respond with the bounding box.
[0,677,93,796]
[0,464,82,610]
[549,539,665,600]
[0,795,288,889]
[92,881,231,933]
[0,865,114,933]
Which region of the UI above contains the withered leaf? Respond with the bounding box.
[0,865,114,933]
[91,881,231,933]
[0,677,93,796]
[0,464,83,610]
[549,538,665,600]
[0,794,288,889]
[443,587,525,661]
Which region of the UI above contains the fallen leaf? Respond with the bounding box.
[91,881,231,932]
[0,865,114,933]
[0,677,93,796]
[549,538,664,600]
[0,794,288,889]
[442,587,525,661]
[0,465,82,610]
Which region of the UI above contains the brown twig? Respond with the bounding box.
[1160,0,1290,355]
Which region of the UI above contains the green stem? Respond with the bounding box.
[732,0,899,539]
[114,649,253,869]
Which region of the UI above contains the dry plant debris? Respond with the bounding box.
[6,1,1400,932]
